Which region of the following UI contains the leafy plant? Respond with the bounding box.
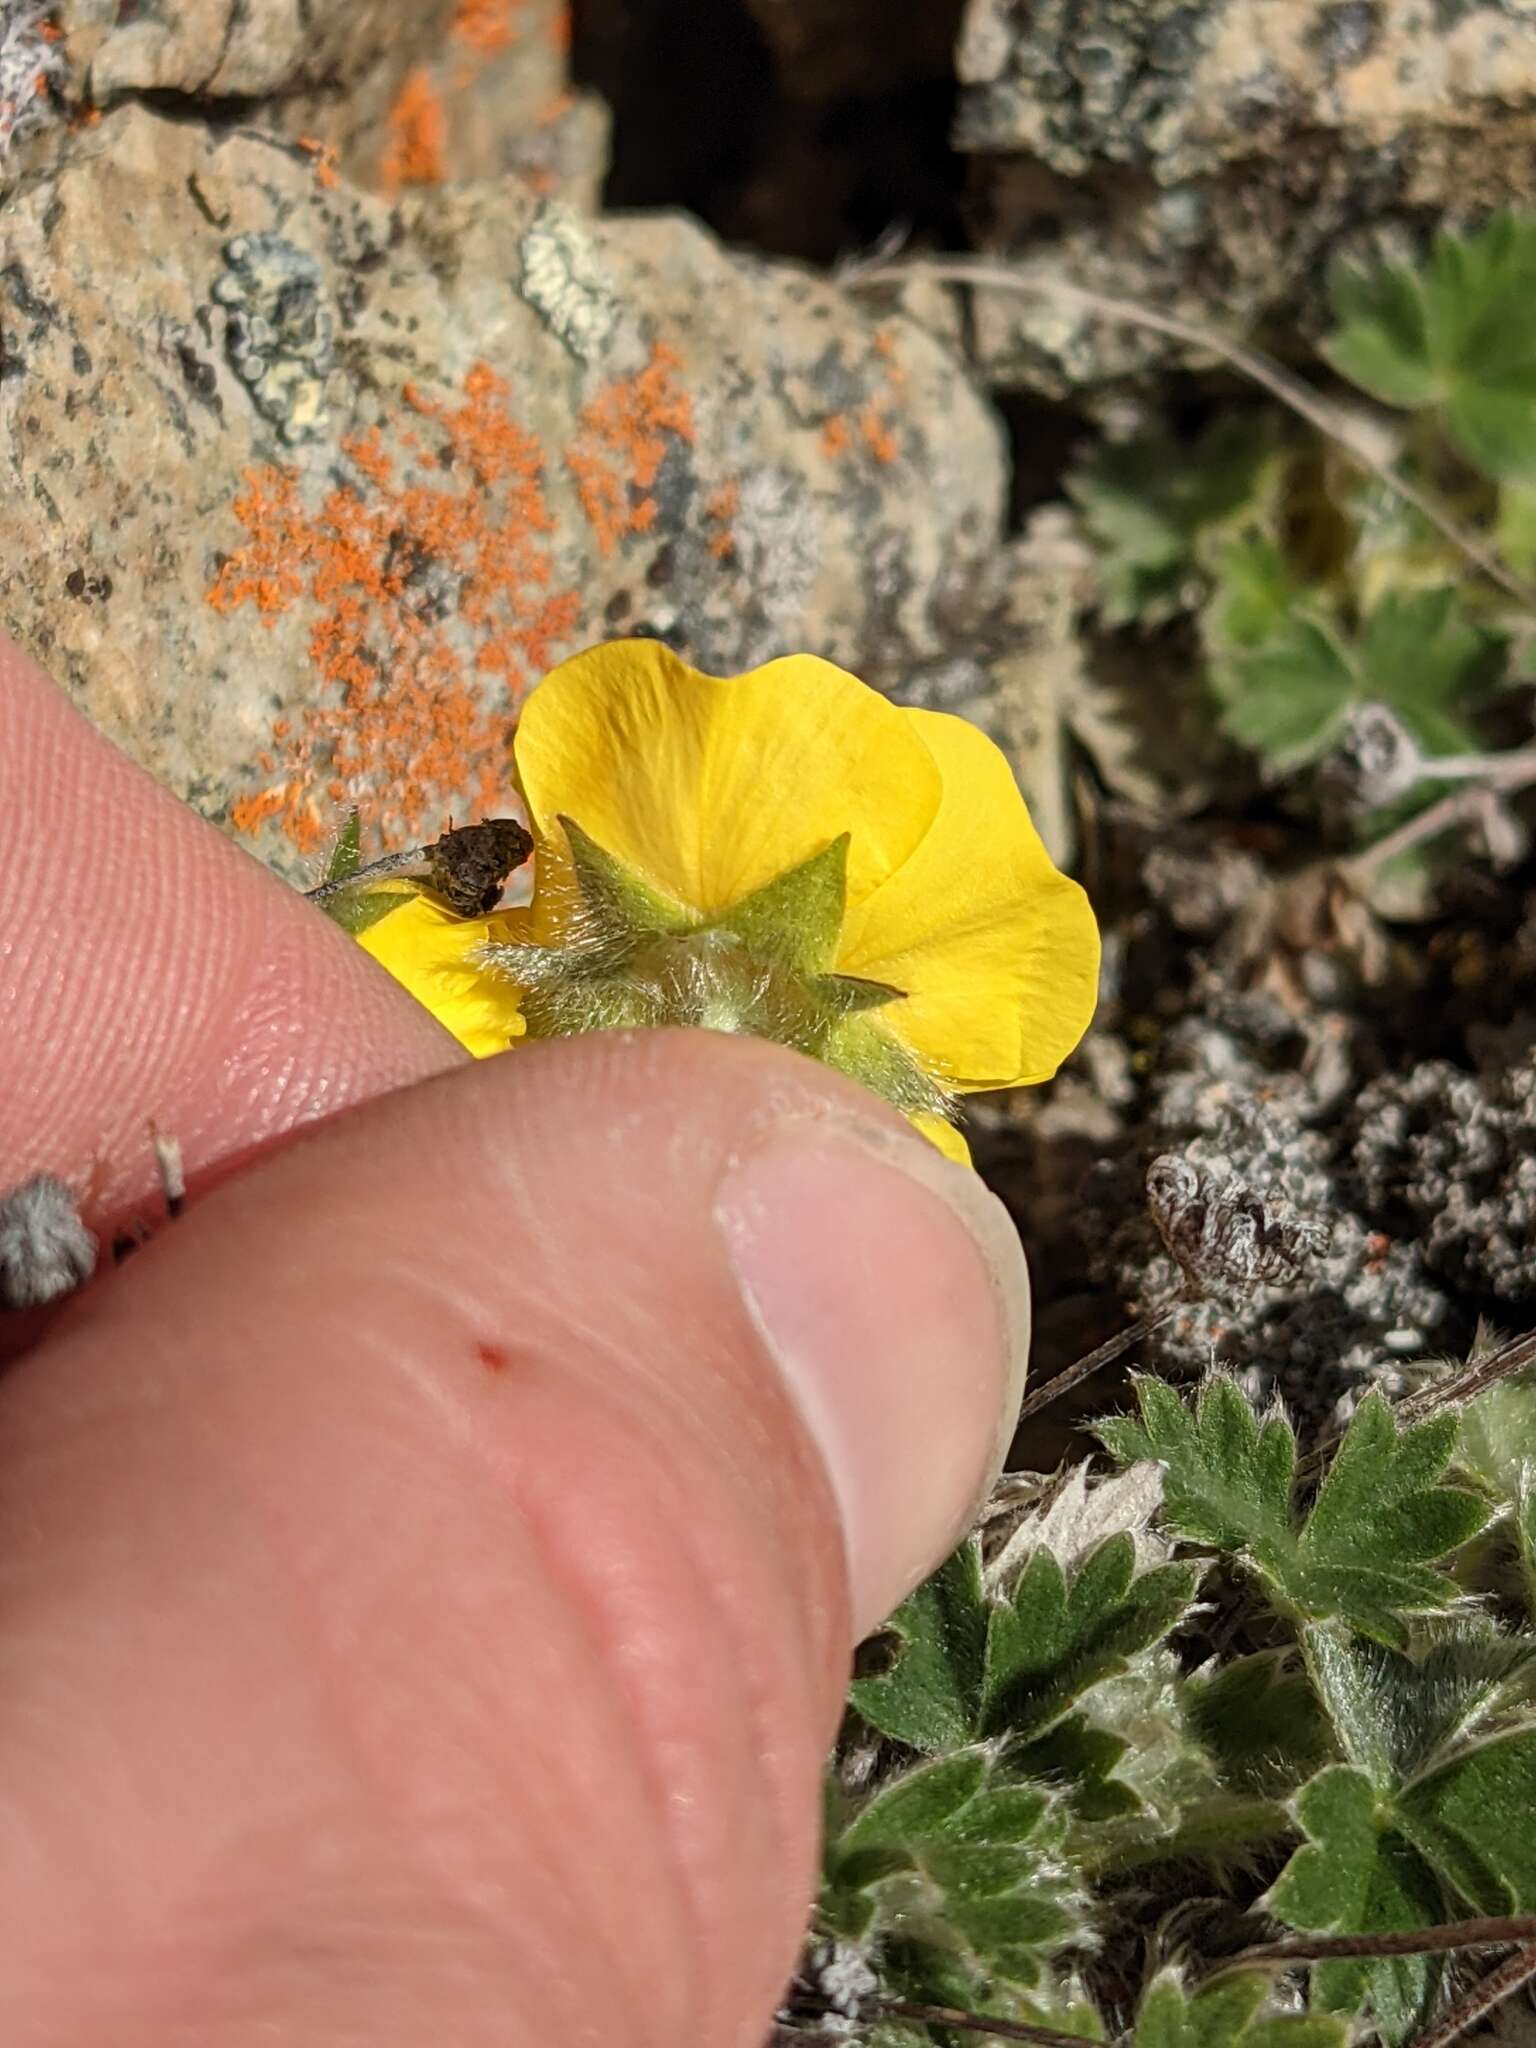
[802,1366,1536,2048]
[1322,215,1536,482]
[1067,215,1536,852]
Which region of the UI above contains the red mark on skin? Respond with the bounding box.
[476,1339,511,1374]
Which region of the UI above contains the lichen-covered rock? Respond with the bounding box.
[953,0,1536,390]
[0,105,1005,880]
[46,0,606,213]
[56,0,455,106]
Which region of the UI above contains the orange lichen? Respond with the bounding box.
[705,479,740,562]
[820,413,851,459]
[566,343,696,558]
[550,3,572,54]
[381,68,446,194]
[860,405,900,466]
[453,0,522,54]
[297,135,340,188]
[209,363,582,852]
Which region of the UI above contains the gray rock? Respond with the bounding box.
[0,105,1006,879]
[953,0,1536,390]
[43,0,608,212]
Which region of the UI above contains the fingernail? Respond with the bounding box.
[714,1116,1030,1636]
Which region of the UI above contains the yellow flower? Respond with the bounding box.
[355,890,526,1057]
[353,640,1100,1158]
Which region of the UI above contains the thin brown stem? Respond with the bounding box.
[1014,1302,1180,1426]
[1234,1915,1536,1966]
[850,257,1536,612]
[1395,1327,1536,1426]
[873,1998,1104,2046]
[1406,1942,1536,2048]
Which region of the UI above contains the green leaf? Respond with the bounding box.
[1209,588,1503,777]
[1455,1366,1536,1506]
[837,1752,988,1861]
[1202,536,1302,654]
[1266,1764,1444,2044]
[1134,1968,1349,2048]
[1097,1376,1298,1569]
[1322,255,1439,409]
[1100,1380,1487,1644]
[1068,416,1282,626]
[1184,1651,1332,1794]
[1322,214,1536,479]
[849,1542,987,1752]
[1356,588,1503,733]
[1208,614,1357,771]
[1397,1726,1536,1913]
[979,1534,1202,1741]
[824,1750,1087,2000]
[1293,1395,1488,1647]
[714,833,850,975]
[1304,1618,1536,1791]
[1018,1714,1143,1821]
[324,808,363,883]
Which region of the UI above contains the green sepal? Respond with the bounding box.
[320,882,417,936]
[325,808,363,883]
[713,832,850,974]
[817,971,905,1017]
[559,815,693,942]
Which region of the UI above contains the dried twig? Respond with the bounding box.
[1338,752,1536,888]
[848,257,1536,613]
[872,1999,1105,2047]
[1014,1301,1180,1425]
[1406,1942,1536,2048]
[1233,1915,1536,1966]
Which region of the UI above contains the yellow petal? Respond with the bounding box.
[356,893,526,1058]
[513,640,942,930]
[911,1113,973,1166]
[838,707,1100,1089]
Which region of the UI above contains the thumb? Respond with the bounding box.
[0,1029,1029,2048]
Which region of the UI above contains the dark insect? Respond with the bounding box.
[306,815,535,919]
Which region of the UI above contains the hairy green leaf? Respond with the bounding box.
[1184,1651,1332,1794]
[1397,1726,1536,1913]
[981,1534,1202,1742]
[849,1542,987,1752]
[824,1749,1086,1997]
[1100,1381,1487,1645]
[1323,214,1536,479]
[1134,1968,1349,2048]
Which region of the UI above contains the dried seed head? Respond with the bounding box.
[1320,701,1426,815]
[1146,1153,1330,1302]
[423,817,534,914]
[0,1174,98,1310]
